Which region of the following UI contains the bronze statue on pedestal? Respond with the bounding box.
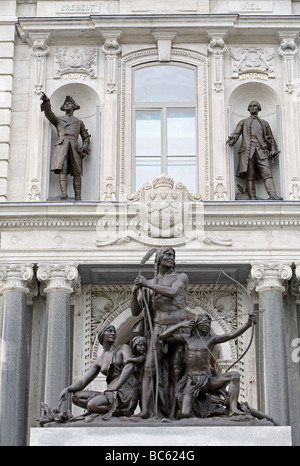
[227,101,283,201]
[41,93,90,201]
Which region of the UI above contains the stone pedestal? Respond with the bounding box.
[30,425,292,447]
[0,264,34,446]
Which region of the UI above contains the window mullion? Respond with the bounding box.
[162,106,167,174]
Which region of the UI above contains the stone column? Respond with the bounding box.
[207,31,229,200]
[251,262,292,425]
[37,264,78,408]
[101,32,122,201]
[0,264,34,446]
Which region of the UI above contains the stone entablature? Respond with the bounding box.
[25,0,295,17]
[0,201,299,265]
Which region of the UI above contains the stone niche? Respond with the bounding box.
[47,83,101,201]
[228,82,283,201]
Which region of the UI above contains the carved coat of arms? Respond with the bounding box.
[96,174,232,248]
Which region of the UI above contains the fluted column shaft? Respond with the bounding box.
[251,262,292,426]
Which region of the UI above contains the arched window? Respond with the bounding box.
[132,64,197,192]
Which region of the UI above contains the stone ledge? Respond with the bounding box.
[30,425,292,447]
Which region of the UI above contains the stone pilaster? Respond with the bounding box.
[207,31,229,200]
[25,33,51,201]
[0,264,35,446]
[37,264,78,408]
[100,32,122,201]
[251,262,292,425]
[278,32,300,200]
[0,4,16,201]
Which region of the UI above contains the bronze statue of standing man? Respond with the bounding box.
[41,93,90,201]
[227,100,283,201]
[131,247,188,419]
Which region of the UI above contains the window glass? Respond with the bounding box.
[167,157,197,193]
[167,108,196,156]
[136,157,161,188]
[133,65,197,192]
[136,110,161,156]
[134,65,195,102]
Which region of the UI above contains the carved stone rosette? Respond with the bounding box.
[250,262,293,293]
[0,264,34,294]
[37,263,79,294]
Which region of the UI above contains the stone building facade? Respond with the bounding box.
[0,0,300,446]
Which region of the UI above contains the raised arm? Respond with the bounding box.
[213,314,257,345]
[131,277,144,316]
[40,93,58,127]
[159,320,190,343]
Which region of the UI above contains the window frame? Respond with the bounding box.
[132,62,198,192]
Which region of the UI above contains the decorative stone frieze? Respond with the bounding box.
[0,264,34,294]
[251,262,293,293]
[37,263,79,294]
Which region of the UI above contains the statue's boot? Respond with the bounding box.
[264,177,283,200]
[59,175,68,200]
[246,180,256,200]
[73,175,82,201]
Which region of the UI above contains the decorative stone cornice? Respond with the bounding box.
[37,263,79,294]
[0,264,34,294]
[250,262,293,293]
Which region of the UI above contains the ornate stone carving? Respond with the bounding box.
[230,46,275,78]
[37,263,79,294]
[54,47,97,79]
[278,35,299,93]
[96,175,232,247]
[0,264,34,294]
[102,34,122,93]
[207,33,227,92]
[28,34,51,95]
[251,262,293,293]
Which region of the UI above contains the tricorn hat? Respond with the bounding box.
[60,96,80,112]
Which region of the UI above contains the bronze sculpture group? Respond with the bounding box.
[39,96,281,425]
[39,246,277,427]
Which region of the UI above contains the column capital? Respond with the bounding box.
[0,264,34,294]
[37,263,79,294]
[295,263,300,281]
[250,262,293,293]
